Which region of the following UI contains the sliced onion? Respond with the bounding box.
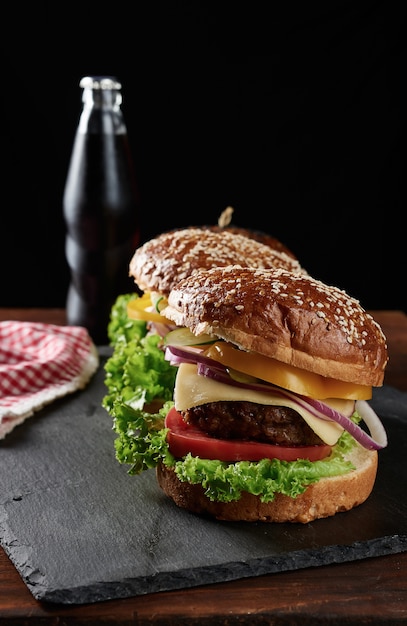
[301,396,387,450]
[165,344,227,370]
[355,400,388,449]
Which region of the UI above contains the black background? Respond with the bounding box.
[2,2,406,311]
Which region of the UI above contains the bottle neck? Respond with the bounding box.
[79,87,126,135]
[82,86,122,110]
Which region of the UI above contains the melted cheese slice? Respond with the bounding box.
[174,363,352,446]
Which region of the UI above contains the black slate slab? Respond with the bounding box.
[1,348,406,605]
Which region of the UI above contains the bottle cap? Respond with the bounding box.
[79,76,122,90]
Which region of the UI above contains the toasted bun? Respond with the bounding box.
[162,266,388,387]
[129,228,305,297]
[156,445,378,523]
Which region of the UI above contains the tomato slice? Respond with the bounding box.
[165,408,332,463]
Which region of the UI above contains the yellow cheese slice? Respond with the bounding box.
[204,342,372,401]
[127,293,172,324]
[174,363,350,446]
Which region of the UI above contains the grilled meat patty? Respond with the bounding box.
[183,401,325,446]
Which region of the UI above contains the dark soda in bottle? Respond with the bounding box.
[63,76,140,344]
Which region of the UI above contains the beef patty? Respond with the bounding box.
[182,401,324,446]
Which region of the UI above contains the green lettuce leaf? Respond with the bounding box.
[111,400,175,473]
[171,442,355,503]
[102,294,177,414]
[106,293,147,346]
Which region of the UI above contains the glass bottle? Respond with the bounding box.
[63,76,140,344]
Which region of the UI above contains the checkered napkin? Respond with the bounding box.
[0,321,99,439]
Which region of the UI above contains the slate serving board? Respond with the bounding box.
[1,348,406,605]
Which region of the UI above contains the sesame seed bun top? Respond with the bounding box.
[162,265,388,387]
[129,228,306,297]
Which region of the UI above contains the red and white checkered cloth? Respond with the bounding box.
[0,321,99,439]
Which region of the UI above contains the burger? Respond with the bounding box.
[155,266,389,523]
[103,234,388,524]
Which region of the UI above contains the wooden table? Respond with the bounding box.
[1,308,406,625]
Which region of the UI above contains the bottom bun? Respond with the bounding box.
[156,445,378,523]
